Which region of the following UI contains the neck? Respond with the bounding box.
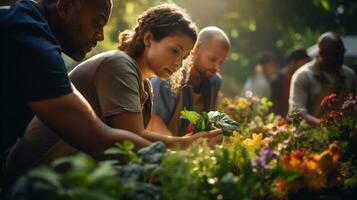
[41,3,67,53]
[317,60,339,74]
[136,55,153,80]
[189,66,203,91]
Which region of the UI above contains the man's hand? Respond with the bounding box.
[28,88,150,159]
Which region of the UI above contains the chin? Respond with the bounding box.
[159,74,170,80]
[205,73,214,79]
[66,51,86,61]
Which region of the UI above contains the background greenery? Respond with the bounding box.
[2,0,357,97]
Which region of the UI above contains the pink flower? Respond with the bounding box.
[341,93,357,117]
[245,90,254,99]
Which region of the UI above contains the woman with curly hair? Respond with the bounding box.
[3,3,222,181]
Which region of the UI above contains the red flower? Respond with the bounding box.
[320,93,337,109]
[185,123,193,133]
[276,120,286,127]
[294,149,308,161]
[321,111,343,126]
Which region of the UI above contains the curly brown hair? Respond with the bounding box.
[118,3,197,93]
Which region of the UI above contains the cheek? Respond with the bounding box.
[152,49,172,67]
[147,49,165,71]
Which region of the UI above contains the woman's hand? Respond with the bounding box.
[181,129,223,148]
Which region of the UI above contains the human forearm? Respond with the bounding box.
[301,112,321,126]
[146,113,174,136]
[28,90,150,159]
[139,129,190,148]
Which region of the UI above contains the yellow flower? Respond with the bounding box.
[235,97,251,110]
[265,123,275,130]
[223,130,244,149]
[242,133,266,150]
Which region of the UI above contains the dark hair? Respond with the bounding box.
[118,3,197,93]
[118,3,197,59]
[285,47,310,62]
[258,52,276,66]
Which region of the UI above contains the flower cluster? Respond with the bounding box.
[341,93,357,117]
[242,133,267,150]
[281,144,341,192]
[251,148,279,173]
[320,93,357,125]
[320,93,337,109]
[320,111,343,126]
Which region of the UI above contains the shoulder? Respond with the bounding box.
[341,65,356,78]
[2,1,57,47]
[296,61,314,75]
[150,76,173,94]
[94,50,141,78]
[292,61,314,81]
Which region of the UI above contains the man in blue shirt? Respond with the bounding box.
[0,0,151,173]
[148,26,230,136]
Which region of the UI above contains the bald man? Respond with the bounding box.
[148,26,230,136]
[289,32,356,126]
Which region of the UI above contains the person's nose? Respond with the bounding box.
[172,58,183,70]
[212,62,220,71]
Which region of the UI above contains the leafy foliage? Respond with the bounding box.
[181,110,240,136]
[4,95,356,200]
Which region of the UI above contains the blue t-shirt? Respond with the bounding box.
[0,0,72,152]
[151,72,222,135]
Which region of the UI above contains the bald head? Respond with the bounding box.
[197,26,231,50]
[318,32,344,52]
[191,26,230,79]
[317,32,345,72]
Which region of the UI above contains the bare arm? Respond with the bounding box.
[146,113,174,136]
[111,112,221,149]
[301,112,321,126]
[28,88,151,159]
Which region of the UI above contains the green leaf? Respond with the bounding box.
[88,161,117,184]
[138,142,166,164]
[123,140,135,151]
[208,112,240,136]
[180,109,201,125]
[104,147,127,155]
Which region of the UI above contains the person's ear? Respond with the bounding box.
[56,0,77,23]
[143,32,153,48]
[191,42,201,56]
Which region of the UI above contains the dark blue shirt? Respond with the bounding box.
[0,0,73,152]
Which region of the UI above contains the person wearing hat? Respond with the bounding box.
[271,47,310,117]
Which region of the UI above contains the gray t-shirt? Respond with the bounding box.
[289,60,356,117]
[3,50,152,181]
[70,50,151,124]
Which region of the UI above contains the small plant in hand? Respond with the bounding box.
[180,109,240,136]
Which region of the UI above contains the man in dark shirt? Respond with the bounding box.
[0,0,151,171]
[270,48,310,117]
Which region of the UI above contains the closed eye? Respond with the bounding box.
[172,48,180,55]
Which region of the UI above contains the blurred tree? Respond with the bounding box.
[2,0,356,96]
